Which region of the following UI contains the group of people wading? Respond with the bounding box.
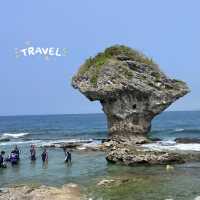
[0,145,72,168]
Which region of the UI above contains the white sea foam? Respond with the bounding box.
[82,140,101,147]
[0,137,100,151]
[1,133,30,139]
[0,137,94,147]
[35,138,94,147]
[0,140,41,146]
[158,140,176,146]
[142,141,200,152]
[174,128,185,132]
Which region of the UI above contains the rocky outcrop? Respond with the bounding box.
[103,140,185,165]
[72,45,190,164]
[175,138,200,144]
[0,184,81,200]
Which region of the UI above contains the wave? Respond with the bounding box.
[157,140,176,146]
[7,130,108,141]
[36,138,94,147]
[0,138,95,147]
[151,128,200,134]
[174,128,185,132]
[1,132,30,139]
[81,140,101,148]
[142,141,200,152]
[0,140,42,146]
[175,128,200,133]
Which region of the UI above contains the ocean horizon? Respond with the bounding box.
[1,110,200,117]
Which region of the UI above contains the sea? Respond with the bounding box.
[0,111,200,200]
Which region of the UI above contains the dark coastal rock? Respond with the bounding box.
[175,138,200,143]
[101,138,111,143]
[72,45,190,165]
[149,137,162,142]
[0,138,10,142]
[0,188,8,193]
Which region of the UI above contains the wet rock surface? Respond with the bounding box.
[0,184,81,200]
[175,138,200,144]
[72,45,190,165]
[103,140,185,165]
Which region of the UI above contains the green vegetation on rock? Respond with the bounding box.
[104,45,157,67]
[77,45,157,86]
[173,79,185,84]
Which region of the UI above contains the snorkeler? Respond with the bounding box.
[30,145,36,161]
[0,151,7,168]
[41,148,48,162]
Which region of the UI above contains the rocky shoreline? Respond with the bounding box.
[103,140,200,165]
[33,137,200,165]
[0,184,81,200]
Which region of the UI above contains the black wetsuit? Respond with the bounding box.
[30,148,36,161]
[0,154,6,168]
[65,152,71,163]
[0,155,3,167]
[41,152,47,162]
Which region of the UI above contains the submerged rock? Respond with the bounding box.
[175,138,200,144]
[166,164,174,171]
[149,137,162,142]
[72,45,190,164]
[97,178,130,187]
[0,137,10,142]
[97,179,115,187]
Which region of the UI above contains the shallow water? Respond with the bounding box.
[0,146,107,187]
[87,162,200,200]
[1,111,200,199]
[2,147,200,200]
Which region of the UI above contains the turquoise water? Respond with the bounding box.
[0,147,107,187]
[87,162,200,200]
[2,147,200,200]
[0,111,200,199]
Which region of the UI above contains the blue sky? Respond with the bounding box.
[0,0,199,116]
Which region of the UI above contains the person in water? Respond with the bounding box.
[11,145,20,161]
[10,152,18,165]
[0,151,7,168]
[63,148,71,164]
[30,145,36,161]
[41,148,48,162]
[6,145,20,165]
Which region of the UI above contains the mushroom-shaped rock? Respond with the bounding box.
[72,45,189,145]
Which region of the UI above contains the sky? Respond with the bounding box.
[0,0,199,116]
